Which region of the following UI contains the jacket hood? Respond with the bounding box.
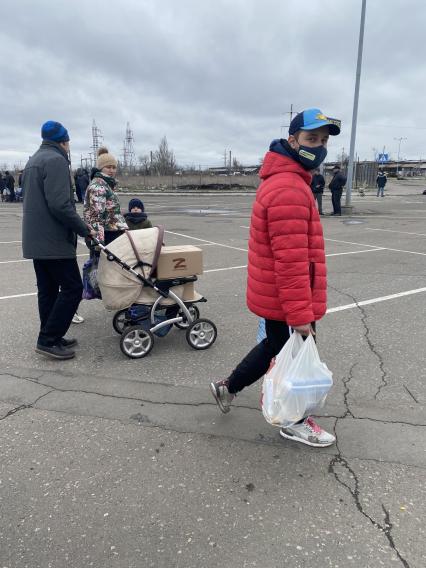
[259,151,312,185]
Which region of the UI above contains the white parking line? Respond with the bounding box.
[0,263,249,300]
[365,227,426,237]
[0,292,36,300]
[325,237,426,257]
[326,248,384,257]
[3,283,426,315]
[0,253,89,265]
[167,230,385,258]
[204,265,247,273]
[165,230,248,252]
[327,287,426,314]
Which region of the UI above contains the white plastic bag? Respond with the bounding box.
[262,332,333,427]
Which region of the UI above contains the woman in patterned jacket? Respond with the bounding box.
[83,147,128,245]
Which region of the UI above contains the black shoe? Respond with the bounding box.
[60,337,78,348]
[35,343,75,360]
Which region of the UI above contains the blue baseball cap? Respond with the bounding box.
[41,120,70,143]
[289,108,341,136]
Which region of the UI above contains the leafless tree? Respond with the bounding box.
[138,154,150,174]
[152,137,176,175]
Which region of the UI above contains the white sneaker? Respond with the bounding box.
[72,313,85,324]
[280,417,335,447]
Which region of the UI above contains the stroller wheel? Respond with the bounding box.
[113,309,128,334]
[174,305,200,330]
[186,318,217,350]
[120,326,154,359]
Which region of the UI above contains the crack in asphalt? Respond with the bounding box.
[328,284,389,400]
[0,372,424,427]
[2,401,426,471]
[381,504,410,568]
[0,373,261,412]
[403,384,419,403]
[0,390,55,421]
[342,362,356,418]
[328,419,410,568]
[0,371,44,382]
[322,293,412,568]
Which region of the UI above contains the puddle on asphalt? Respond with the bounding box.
[342,219,365,225]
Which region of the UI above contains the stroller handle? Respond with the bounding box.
[88,235,169,299]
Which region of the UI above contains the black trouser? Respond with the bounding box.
[314,192,323,214]
[331,190,343,214]
[75,185,82,203]
[33,258,83,346]
[104,230,124,245]
[89,230,124,260]
[227,320,290,394]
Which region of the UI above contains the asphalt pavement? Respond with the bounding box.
[0,184,425,567]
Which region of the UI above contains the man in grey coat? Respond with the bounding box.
[22,121,93,360]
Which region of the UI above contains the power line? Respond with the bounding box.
[281,103,299,135]
[91,119,103,162]
[122,122,136,170]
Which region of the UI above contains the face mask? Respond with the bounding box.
[297,144,328,170]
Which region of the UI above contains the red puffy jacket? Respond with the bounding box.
[246,151,327,326]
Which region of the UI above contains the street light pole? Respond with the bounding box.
[394,137,407,177]
[345,0,367,209]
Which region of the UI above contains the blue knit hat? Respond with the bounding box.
[128,198,144,212]
[41,120,70,143]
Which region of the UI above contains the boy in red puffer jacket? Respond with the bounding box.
[210,108,341,447]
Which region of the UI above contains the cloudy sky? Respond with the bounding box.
[1,0,425,170]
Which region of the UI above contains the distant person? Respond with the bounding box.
[22,120,94,360]
[74,168,90,203]
[4,171,15,202]
[90,166,99,180]
[16,170,24,201]
[84,147,128,245]
[210,108,341,447]
[328,164,346,215]
[310,167,325,215]
[0,173,6,202]
[376,169,387,197]
[124,198,152,230]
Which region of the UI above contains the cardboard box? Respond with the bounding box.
[156,245,203,279]
[182,281,195,301]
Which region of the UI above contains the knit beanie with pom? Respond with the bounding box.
[97,147,118,169]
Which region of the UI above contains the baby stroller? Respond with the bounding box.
[95,227,217,359]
